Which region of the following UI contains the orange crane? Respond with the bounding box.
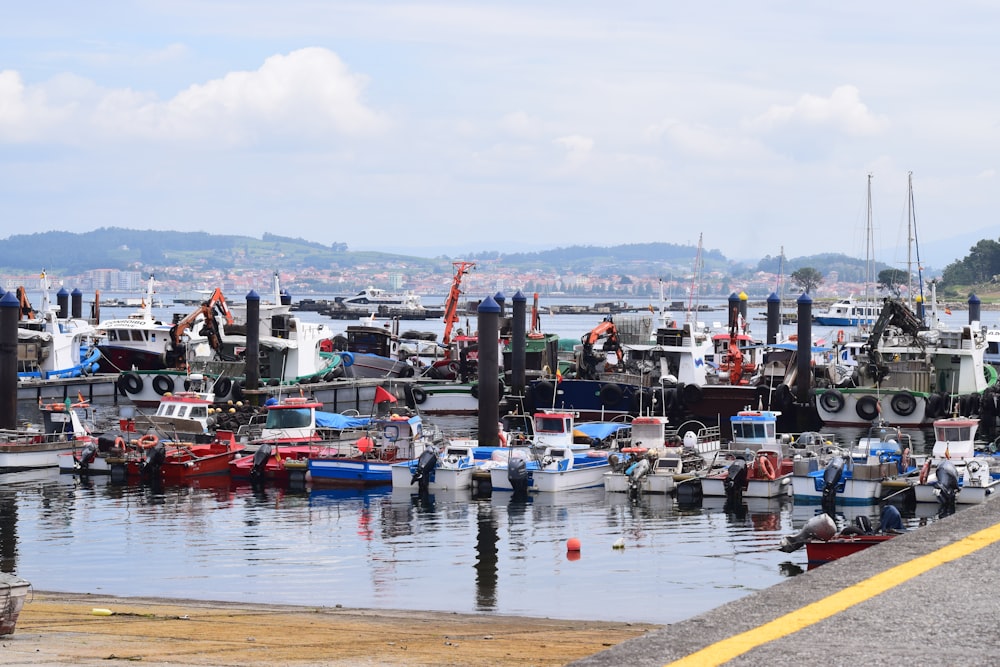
[441,261,475,351]
[164,288,235,367]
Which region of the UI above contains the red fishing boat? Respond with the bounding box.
[805,534,896,568]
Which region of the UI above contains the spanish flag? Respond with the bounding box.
[556,368,563,383]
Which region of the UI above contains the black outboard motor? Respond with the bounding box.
[76,442,99,471]
[723,457,748,506]
[821,456,846,506]
[141,441,166,480]
[251,443,273,481]
[508,457,530,497]
[935,460,960,509]
[841,514,873,536]
[411,449,438,493]
[879,504,904,533]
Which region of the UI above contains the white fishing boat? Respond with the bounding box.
[911,416,1000,505]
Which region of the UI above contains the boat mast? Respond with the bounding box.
[907,171,926,316]
[862,174,875,335]
[687,233,703,325]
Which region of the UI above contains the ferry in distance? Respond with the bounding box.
[812,296,879,327]
[335,287,424,314]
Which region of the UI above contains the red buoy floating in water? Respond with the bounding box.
[566,537,581,552]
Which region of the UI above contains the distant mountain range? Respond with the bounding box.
[0,227,964,279]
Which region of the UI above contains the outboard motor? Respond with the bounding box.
[841,514,873,536]
[411,449,438,493]
[935,460,960,509]
[251,443,273,481]
[141,441,166,479]
[821,456,846,506]
[879,504,904,533]
[626,457,651,498]
[507,457,530,497]
[723,457,748,506]
[76,442,99,471]
[779,513,838,552]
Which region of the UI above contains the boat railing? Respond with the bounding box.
[0,429,79,445]
[602,371,652,387]
[189,359,246,378]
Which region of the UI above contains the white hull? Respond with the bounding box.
[489,462,609,492]
[0,442,80,470]
[389,461,475,490]
[603,471,676,494]
[792,475,883,505]
[701,474,792,498]
[816,391,929,427]
[912,481,1000,505]
[409,383,478,415]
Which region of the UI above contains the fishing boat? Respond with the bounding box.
[95,275,178,373]
[231,396,373,484]
[910,415,1000,505]
[390,442,479,491]
[1,399,97,471]
[814,297,998,427]
[155,431,246,481]
[779,508,903,567]
[795,419,917,505]
[307,412,430,487]
[603,447,685,495]
[0,572,30,636]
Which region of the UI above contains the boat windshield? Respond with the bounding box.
[265,408,312,429]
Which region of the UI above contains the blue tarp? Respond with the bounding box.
[316,411,372,430]
[573,422,629,441]
[770,342,832,353]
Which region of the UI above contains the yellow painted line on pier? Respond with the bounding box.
[667,522,1000,667]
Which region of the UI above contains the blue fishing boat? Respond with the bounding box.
[307,412,429,487]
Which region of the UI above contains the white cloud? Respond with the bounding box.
[748,85,888,137]
[0,47,389,147]
[553,134,593,165]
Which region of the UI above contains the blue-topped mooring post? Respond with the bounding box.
[494,291,506,318]
[71,288,83,319]
[511,290,527,396]
[969,293,981,325]
[796,292,813,421]
[56,287,69,319]
[0,291,19,429]
[245,290,260,395]
[477,295,501,447]
[280,290,292,306]
[766,292,780,345]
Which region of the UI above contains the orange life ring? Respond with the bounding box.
[498,430,508,447]
[114,436,127,450]
[758,456,777,480]
[836,329,845,344]
[139,434,159,449]
[919,459,931,485]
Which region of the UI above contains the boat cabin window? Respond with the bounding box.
[936,425,973,442]
[162,404,177,417]
[731,421,775,441]
[190,407,207,419]
[382,424,400,442]
[265,408,312,429]
[131,330,146,342]
[535,416,568,433]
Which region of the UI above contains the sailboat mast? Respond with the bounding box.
[687,233,703,325]
[908,171,926,315]
[862,174,875,334]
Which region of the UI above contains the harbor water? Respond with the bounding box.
[0,296,980,624]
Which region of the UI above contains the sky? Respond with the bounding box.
[2,3,999,271]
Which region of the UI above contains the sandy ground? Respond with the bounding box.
[3,592,659,666]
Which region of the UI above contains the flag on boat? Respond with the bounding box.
[945,307,952,315]
[375,386,397,404]
[556,368,563,383]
